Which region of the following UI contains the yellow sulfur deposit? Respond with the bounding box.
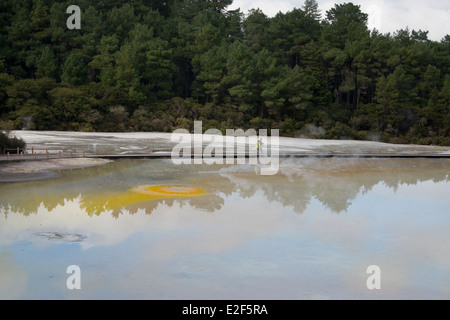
[81,185,207,215]
[131,185,207,198]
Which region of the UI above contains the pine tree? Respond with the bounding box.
[35,46,58,79]
[303,0,321,22]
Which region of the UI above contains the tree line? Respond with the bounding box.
[0,0,449,145]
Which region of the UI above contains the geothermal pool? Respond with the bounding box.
[0,158,449,299]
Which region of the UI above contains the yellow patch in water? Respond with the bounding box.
[81,185,208,215]
[132,185,207,198]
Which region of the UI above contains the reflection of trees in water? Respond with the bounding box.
[0,181,79,217]
[78,192,224,218]
[0,159,448,217]
[276,159,448,213]
[214,159,450,214]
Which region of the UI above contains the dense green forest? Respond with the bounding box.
[0,0,449,145]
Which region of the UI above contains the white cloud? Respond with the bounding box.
[228,0,450,41]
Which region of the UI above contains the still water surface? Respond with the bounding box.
[0,158,449,299]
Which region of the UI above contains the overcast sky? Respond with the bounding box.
[228,0,450,41]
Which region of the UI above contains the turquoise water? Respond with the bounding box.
[0,158,449,299]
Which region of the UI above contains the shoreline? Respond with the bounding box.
[1,130,449,182]
[0,158,112,182]
[9,130,450,155]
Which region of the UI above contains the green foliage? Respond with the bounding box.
[0,1,448,145]
[61,51,88,86]
[35,46,58,79]
[325,122,360,140]
[0,131,26,154]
